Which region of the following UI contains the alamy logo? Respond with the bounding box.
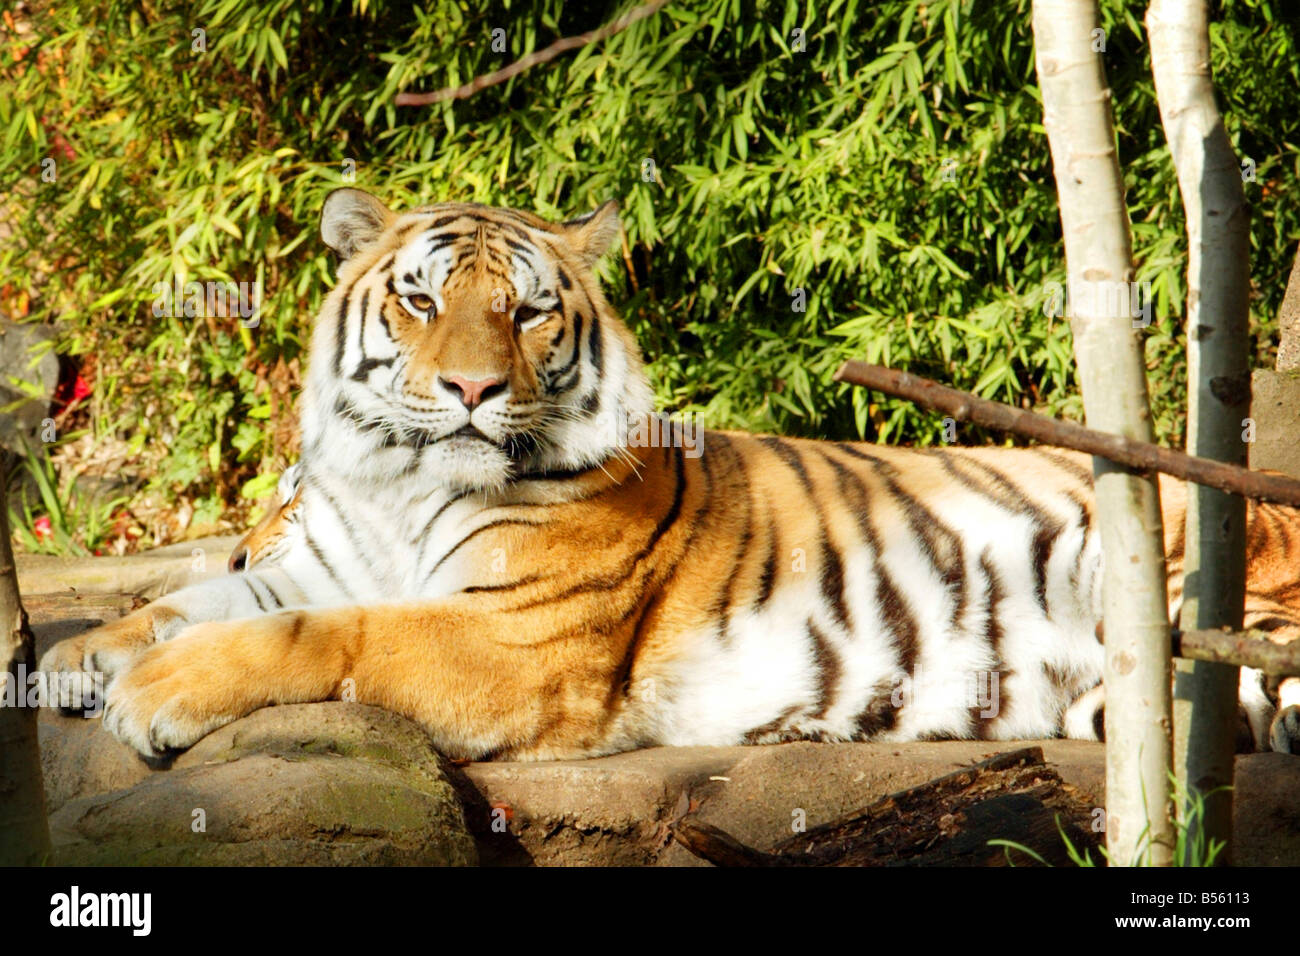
[49,886,151,936]
[1042,278,1152,328]
[151,276,261,327]
[2,662,103,716]
[890,665,1000,718]
[593,410,705,458]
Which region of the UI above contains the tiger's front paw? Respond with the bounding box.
[38,632,107,712]
[37,629,118,712]
[38,606,187,712]
[1270,706,1300,754]
[102,626,250,758]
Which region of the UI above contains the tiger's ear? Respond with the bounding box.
[320,188,394,260]
[561,200,621,268]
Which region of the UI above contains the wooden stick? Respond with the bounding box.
[669,818,784,867]
[1175,628,1300,675]
[395,0,671,106]
[833,359,1300,508]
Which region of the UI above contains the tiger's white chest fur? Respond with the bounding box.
[270,470,486,603]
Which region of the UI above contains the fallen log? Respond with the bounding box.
[833,360,1300,508]
[671,747,1100,867]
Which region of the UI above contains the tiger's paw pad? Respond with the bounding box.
[1269,705,1300,754]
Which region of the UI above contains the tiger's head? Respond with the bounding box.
[228,463,303,573]
[301,189,653,493]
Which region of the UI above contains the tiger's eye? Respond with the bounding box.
[514,305,542,325]
[407,294,434,313]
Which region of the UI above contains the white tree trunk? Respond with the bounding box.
[1148,0,1250,865]
[1032,0,1174,866]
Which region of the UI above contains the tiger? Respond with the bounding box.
[39,187,1300,761]
[226,463,303,574]
[227,455,1300,753]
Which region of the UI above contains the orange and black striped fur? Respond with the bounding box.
[226,463,303,574]
[40,189,1300,759]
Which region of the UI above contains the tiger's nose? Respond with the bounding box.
[440,375,506,410]
[228,546,249,573]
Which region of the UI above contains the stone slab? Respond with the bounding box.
[22,562,1300,867]
[458,739,1106,866]
[1249,368,1300,477]
[16,534,241,600]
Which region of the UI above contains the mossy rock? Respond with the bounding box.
[48,703,475,866]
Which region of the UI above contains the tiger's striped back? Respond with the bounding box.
[233,435,1298,752]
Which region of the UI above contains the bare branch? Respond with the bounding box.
[1175,628,1300,675]
[833,359,1300,508]
[395,0,672,107]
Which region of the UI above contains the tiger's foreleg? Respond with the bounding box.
[1269,677,1300,753]
[38,567,308,710]
[101,599,614,760]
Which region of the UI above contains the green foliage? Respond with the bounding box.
[989,815,1101,868]
[7,438,127,555]
[991,773,1230,867]
[2,0,1298,544]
